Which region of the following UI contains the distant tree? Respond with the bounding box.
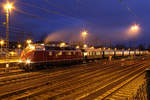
[138,44,145,50]
[115,44,126,49]
[147,45,150,51]
[39,33,48,42]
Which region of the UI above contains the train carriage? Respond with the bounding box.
[83,48,103,61]
[130,51,135,56]
[123,50,130,56]
[135,50,140,55]
[115,50,123,57]
[104,50,114,57]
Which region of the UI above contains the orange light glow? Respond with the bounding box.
[18,44,21,48]
[60,42,66,47]
[4,2,14,12]
[127,24,140,37]
[83,44,87,48]
[0,40,4,46]
[130,24,140,32]
[76,45,80,49]
[26,39,32,44]
[82,31,88,37]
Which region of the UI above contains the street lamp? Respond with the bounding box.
[129,24,140,57]
[0,40,4,56]
[130,24,139,32]
[0,40,4,46]
[17,44,21,56]
[4,2,13,12]
[83,44,87,48]
[81,30,88,44]
[128,24,140,37]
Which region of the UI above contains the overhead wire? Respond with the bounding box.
[118,0,138,18]
[44,0,76,17]
[18,1,67,18]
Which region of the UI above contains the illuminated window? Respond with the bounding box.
[90,52,92,55]
[73,52,76,55]
[96,52,100,55]
[67,52,71,55]
[58,51,62,55]
[49,52,52,56]
[92,52,95,55]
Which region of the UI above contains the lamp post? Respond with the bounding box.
[4,2,13,53]
[129,24,140,57]
[18,44,21,56]
[3,1,14,69]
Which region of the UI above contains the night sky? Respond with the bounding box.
[0,0,150,46]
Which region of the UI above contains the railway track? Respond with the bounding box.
[0,60,121,99]
[0,60,118,86]
[0,56,149,100]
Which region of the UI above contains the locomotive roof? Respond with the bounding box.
[45,46,76,50]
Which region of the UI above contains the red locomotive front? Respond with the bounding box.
[19,44,83,70]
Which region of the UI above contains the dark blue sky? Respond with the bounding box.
[1,0,150,46]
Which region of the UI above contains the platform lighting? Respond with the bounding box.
[18,44,21,48]
[0,40,4,54]
[26,59,31,64]
[28,44,35,50]
[90,46,94,49]
[60,42,66,47]
[26,39,32,44]
[83,44,87,48]
[128,48,131,51]
[76,46,80,49]
[9,51,15,56]
[0,40,4,46]
[18,59,22,63]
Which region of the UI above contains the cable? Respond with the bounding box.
[15,8,44,18]
[118,0,137,18]
[19,1,66,17]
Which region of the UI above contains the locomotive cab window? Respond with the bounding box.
[49,51,53,56]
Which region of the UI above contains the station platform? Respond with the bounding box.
[0,57,19,67]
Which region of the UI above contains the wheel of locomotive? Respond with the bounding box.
[24,64,35,71]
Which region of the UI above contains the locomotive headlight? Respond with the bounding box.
[26,59,31,64]
[18,59,22,63]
